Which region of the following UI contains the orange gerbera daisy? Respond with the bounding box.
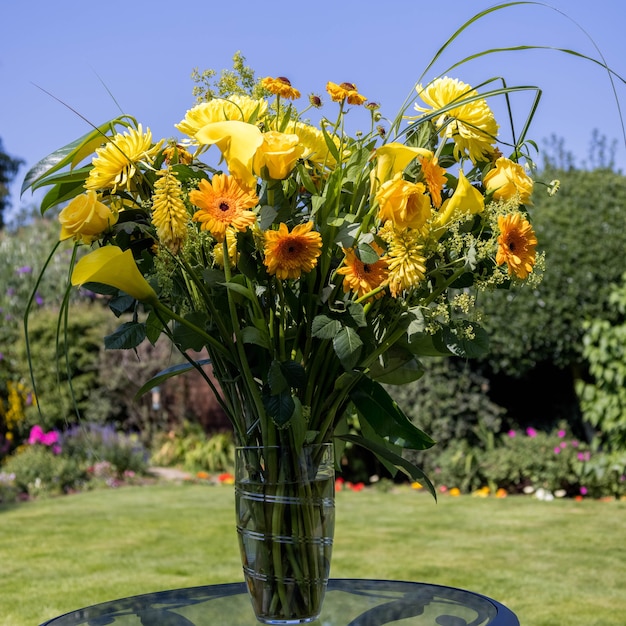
[418,154,447,208]
[190,174,258,241]
[263,221,322,280]
[326,81,367,105]
[496,213,538,279]
[337,244,388,300]
[261,76,301,100]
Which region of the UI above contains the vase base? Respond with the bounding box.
[255,616,320,625]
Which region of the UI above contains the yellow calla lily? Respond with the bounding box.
[71,246,158,304]
[372,142,433,190]
[195,120,264,190]
[433,169,484,233]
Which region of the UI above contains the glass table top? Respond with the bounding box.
[40,578,520,626]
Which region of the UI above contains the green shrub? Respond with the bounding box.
[2,445,88,497]
[61,423,150,477]
[151,422,234,473]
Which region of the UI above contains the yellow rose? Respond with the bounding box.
[58,191,118,243]
[253,131,304,180]
[483,157,533,205]
[375,173,431,230]
[71,246,157,303]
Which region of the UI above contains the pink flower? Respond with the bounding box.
[560,441,567,449]
[526,427,537,438]
[557,429,566,438]
[41,431,59,446]
[554,447,561,454]
[507,430,516,438]
[28,425,44,445]
[580,486,588,496]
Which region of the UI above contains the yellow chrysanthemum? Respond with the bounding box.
[283,120,342,168]
[85,125,162,193]
[326,81,367,105]
[496,213,538,279]
[414,77,498,163]
[379,224,427,297]
[151,168,189,254]
[263,221,322,280]
[261,76,301,100]
[336,243,388,300]
[190,174,258,241]
[213,228,239,268]
[175,95,268,139]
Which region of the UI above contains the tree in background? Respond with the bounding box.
[0,138,24,230]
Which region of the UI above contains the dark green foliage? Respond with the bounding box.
[479,168,626,374]
[0,138,24,229]
[15,303,118,431]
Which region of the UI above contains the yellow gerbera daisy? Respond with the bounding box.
[151,168,189,254]
[326,81,367,105]
[263,221,322,280]
[190,174,258,241]
[413,77,498,163]
[85,124,162,193]
[496,213,538,279]
[336,243,388,300]
[261,76,301,100]
[379,224,427,297]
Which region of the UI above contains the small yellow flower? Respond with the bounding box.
[261,76,301,100]
[484,157,534,205]
[59,190,118,243]
[152,168,189,254]
[418,153,447,208]
[85,124,162,193]
[336,243,388,300]
[190,174,258,242]
[263,221,322,280]
[496,212,538,279]
[413,77,498,163]
[326,81,367,105]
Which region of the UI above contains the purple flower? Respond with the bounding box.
[16,266,32,274]
[571,440,579,447]
[6,287,15,296]
[35,293,44,306]
[526,427,537,438]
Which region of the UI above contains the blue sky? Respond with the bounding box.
[1,0,624,222]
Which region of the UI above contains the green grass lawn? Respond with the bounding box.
[1,483,624,626]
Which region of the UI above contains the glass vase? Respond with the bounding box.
[234,443,335,624]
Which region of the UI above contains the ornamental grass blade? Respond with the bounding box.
[134,358,212,399]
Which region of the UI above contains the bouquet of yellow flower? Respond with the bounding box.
[24,45,543,623]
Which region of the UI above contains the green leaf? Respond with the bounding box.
[39,179,90,213]
[263,390,295,427]
[104,321,146,350]
[134,358,212,399]
[336,433,436,499]
[21,115,135,197]
[333,326,362,370]
[145,310,166,344]
[442,322,490,358]
[279,360,306,389]
[369,348,425,385]
[268,360,289,394]
[349,376,436,450]
[240,326,270,349]
[346,302,367,328]
[312,315,342,340]
[173,312,208,351]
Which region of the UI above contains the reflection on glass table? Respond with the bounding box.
[40,578,520,626]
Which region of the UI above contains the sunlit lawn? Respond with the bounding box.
[1,482,624,626]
